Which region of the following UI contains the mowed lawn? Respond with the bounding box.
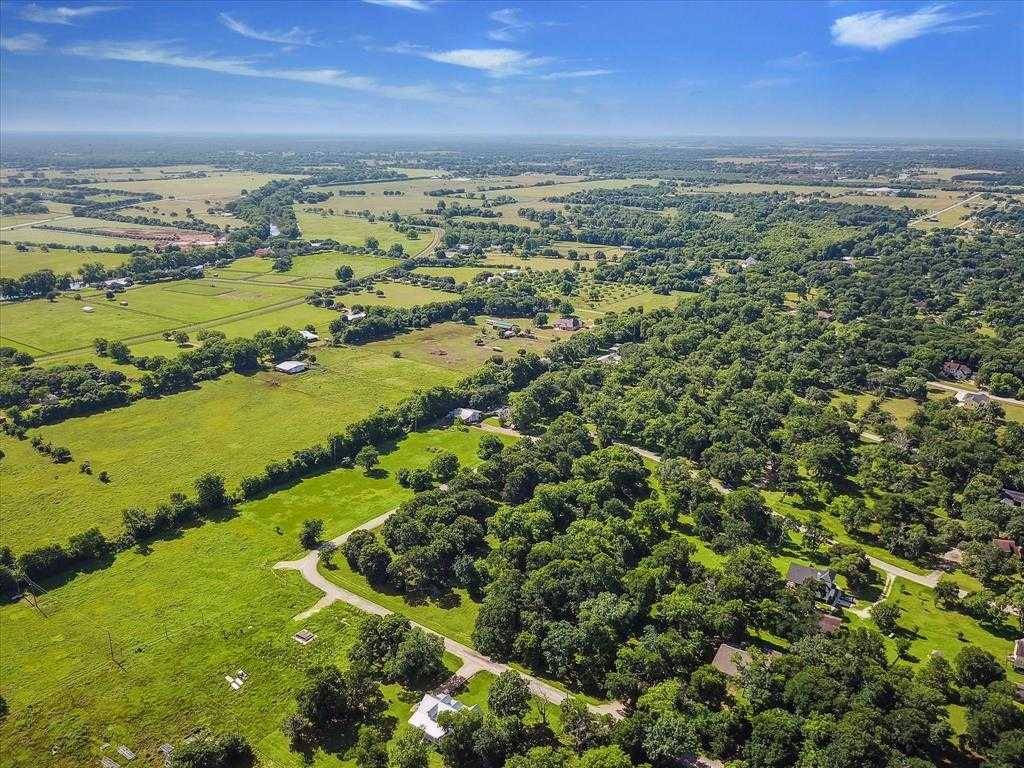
[0,428,491,768]
[0,243,127,280]
[0,280,309,354]
[0,335,480,552]
[338,281,455,308]
[287,251,398,280]
[870,578,1022,680]
[294,208,429,256]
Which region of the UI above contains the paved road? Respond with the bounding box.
[274,508,623,717]
[911,192,983,223]
[928,380,1024,408]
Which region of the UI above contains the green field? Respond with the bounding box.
[294,209,429,256]
[0,428,492,768]
[0,332,492,552]
[0,280,310,355]
[339,281,455,308]
[870,578,1022,680]
[84,171,295,201]
[287,251,398,280]
[1,239,128,279]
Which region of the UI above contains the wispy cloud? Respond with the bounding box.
[20,3,120,24]
[488,8,562,42]
[64,41,444,101]
[538,68,614,80]
[219,13,315,46]
[362,0,433,11]
[831,3,987,50]
[1,32,46,52]
[386,43,551,76]
[746,76,796,89]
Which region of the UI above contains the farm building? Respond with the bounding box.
[409,693,476,742]
[955,390,990,408]
[274,360,307,375]
[449,407,483,424]
[555,317,583,331]
[487,319,519,333]
[345,311,367,322]
[299,330,319,342]
[102,277,132,289]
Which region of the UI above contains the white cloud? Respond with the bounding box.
[538,68,614,80]
[362,0,432,11]
[487,7,562,41]
[488,8,529,41]
[746,76,796,89]
[64,41,444,101]
[387,43,551,76]
[1,32,46,52]
[219,13,315,46]
[20,3,120,24]
[831,4,986,50]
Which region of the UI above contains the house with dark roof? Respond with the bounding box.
[786,563,850,607]
[1001,488,1024,509]
[942,361,973,381]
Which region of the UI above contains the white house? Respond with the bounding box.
[409,694,476,742]
[299,330,319,342]
[275,360,307,374]
[345,311,367,322]
[956,390,990,408]
[450,407,483,424]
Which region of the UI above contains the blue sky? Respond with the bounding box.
[1,1,1020,139]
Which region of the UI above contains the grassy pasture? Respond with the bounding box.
[119,198,248,228]
[84,171,295,201]
[0,280,310,355]
[0,427,492,768]
[340,281,455,308]
[312,173,579,218]
[0,334,480,552]
[363,319,561,373]
[294,209,427,256]
[285,251,398,280]
[0,221,140,247]
[0,243,127,279]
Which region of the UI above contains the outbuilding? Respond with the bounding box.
[275,360,307,375]
[299,330,319,342]
[555,316,583,331]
